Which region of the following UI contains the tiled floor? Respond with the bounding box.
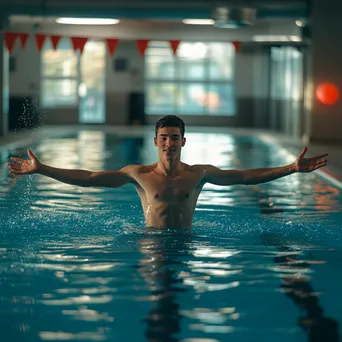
[1,125,341,185]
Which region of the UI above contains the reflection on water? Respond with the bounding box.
[0,231,340,341]
[138,232,188,341]
[262,234,340,342]
[1,129,342,341]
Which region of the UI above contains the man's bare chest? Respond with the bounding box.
[137,172,202,202]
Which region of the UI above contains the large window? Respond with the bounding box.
[41,38,79,108]
[41,39,106,123]
[145,41,236,115]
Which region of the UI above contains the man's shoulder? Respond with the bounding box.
[187,164,214,173]
[120,164,154,175]
[118,164,153,185]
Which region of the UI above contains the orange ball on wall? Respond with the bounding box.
[316,83,339,105]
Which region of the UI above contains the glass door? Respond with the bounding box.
[79,41,106,124]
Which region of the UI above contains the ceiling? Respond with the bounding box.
[1,0,308,20]
[2,0,307,42]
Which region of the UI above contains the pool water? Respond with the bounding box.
[0,129,341,342]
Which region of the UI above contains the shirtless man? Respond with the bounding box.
[8,115,328,229]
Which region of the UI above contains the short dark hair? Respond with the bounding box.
[155,115,185,137]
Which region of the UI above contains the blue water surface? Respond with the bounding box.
[0,129,341,342]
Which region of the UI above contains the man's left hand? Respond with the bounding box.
[295,147,328,173]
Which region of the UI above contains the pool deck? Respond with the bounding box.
[1,125,341,186]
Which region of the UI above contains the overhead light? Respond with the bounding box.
[295,20,304,27]
[253,35,302,42]
[182,19,215,25]
[56,18,119,25]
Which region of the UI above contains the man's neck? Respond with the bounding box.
[157,158,182,176]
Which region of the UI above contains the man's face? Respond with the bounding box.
[154,127,186,161]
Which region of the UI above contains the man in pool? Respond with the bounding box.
[8,115,328,229]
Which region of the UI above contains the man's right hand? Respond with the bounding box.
[8,149,41,176]
[8,149,135,188]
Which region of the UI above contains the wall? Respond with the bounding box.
[253,46,270,129]
[8,33,145,126]
[8,35,46,127]
[9,37,40,98]
[307,0,342,143]
[235,44,259,127]
[0,31,8,137]
[7,20,294,128]
[106,40,144,126]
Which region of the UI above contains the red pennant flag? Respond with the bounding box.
[4,32,18,54]
[105,38,119,56]
[136,40,149,57]
[50,35,61,50]
[169,40,180,55]
[232,41,241,53]
[71,37,88,54]
[35,34,47,52]
[18,33,29,50]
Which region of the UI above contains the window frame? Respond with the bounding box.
[40,40,81,108]
[145,41,236,116]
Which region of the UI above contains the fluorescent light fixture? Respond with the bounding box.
[253,35,302,42]
[56,18,119,25]
[182,19,215,25]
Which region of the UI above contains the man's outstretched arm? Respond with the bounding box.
[202,147,328,186]
[8,149,135,188]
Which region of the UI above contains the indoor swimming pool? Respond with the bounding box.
[0,128,341,342]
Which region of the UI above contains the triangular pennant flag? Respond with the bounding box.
[105,38,119,56]
[232,41,241,53]
[136,40,150,57]
[18,33,29,50]
[71,37,88,54]
[35,34,47,52]
[4,32,18,54]
[169,40,180,55]
[50,35,61,50]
